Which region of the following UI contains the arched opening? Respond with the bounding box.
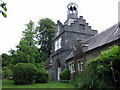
[74,6,76,11]
[56,59,61,81]
[70,6,73,11]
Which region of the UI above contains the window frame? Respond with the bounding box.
[68,62,75,73]
[55,38,62,51]
[78,60,84,71]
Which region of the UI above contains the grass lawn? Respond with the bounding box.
[2,80,76,88]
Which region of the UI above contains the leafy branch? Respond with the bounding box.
[0,1,7,17]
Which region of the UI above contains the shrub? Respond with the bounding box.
[71,45,120,88]
[60,69,70,81]
[35,64,49,83]
[72,70,109,88]
[87,45,120,88]
[13,63,37,85]
[2,67,13,79]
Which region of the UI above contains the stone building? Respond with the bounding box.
[66,23,120,78]
[46,2,98,81]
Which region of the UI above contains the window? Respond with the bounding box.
[55,38,62,51]
[49,60,52,66]
[78,61,84,71]
[69,63,75,73]
[55,41,58,51]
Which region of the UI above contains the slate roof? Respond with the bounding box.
[84,23,120,52]
[66,51,74,61]
[66,23,120,60]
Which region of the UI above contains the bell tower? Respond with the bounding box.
[67,2,78,19]
[47,2,98,81]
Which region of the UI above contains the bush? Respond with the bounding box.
[35,64,49,83]
[72,70,109,88]
[2,67,13,79]
[60,69,70,81]
[87,45,120,88]
[72,45,120,88]
[13,63,37,85]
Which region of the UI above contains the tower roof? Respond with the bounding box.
[67,2,78,19]
[67,2,78,8]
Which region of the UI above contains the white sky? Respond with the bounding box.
[0,0,119,55]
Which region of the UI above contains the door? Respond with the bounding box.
[57,67,61,80]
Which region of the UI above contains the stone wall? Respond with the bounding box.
[65,39,120,80]
[85,39,119,62]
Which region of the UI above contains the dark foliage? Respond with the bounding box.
[60,69,70,81]
[1,53,10,67]
[13,63,37,85]
[36,18,56,61]
[2,66,13,79]
[72,45,120,88]
[35,64,49,83]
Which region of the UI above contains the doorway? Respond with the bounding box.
[56,59,61,81]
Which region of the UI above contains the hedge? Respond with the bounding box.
[13,63,37,85]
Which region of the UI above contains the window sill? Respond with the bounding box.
[70,71,75,73]
[78,70,84,72]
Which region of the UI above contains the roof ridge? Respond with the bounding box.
[84,23,118,43]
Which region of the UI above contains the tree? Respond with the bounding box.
[0,0,7,17]
[1,53,10,67]
[36,18,56,61]
[15,20,39,63]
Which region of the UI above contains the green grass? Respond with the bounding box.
[2,80,76,88]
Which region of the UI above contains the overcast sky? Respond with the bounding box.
[0,0,119,55]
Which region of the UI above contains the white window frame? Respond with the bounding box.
[55,41,58,51]
[58,38,61,49]
[55,38,62,51]
[69,62,75,73]
[78,61,84,71]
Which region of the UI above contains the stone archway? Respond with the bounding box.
[56,59,61,81]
